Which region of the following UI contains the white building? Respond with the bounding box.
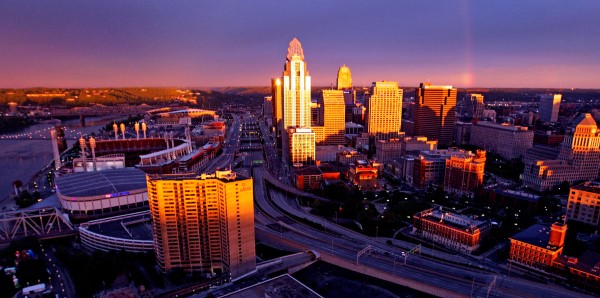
[469,121,533,160]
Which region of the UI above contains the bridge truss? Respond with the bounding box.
[0,208,76,244]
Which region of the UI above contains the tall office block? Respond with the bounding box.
[313,90,345,145]
[522,113,600,191]
[275,38,316,164]
[147,170,256,278]
[286,127,316,166]
[470,93,484,120]
[366,81,403,141]
[337,64,353,90]
[539,94,562,123]
[282,38,311,129]
[263,96,273,126]
[414,83,457,146]
[271,78,283,140]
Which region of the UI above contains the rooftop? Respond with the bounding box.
[511,224,558,250]
[223,274,321,298]
[56,168,147,198]
[82,211,153,241]
[148,169,248,182]
[571,181,600,194]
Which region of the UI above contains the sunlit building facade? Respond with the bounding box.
[413,208,492,253]
[146,170,256,278]
[566,181,600,227]
[336,64,352,90]
[470,93,484,120]
[282,38,311,129]
[414,83,457,146]
[366,81,403,140]
[509,223,566,271]
[271,78,283,140]
[443,150,486,196]
[469,122,533,160]
[522,113,600,191]
[539,94,562,123]
[286,127,316,166]
[312,89,346,145]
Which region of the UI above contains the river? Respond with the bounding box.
[0,115,127,204]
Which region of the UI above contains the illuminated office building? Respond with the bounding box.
[336,64,352,90]
[263,96,273,126]
[522,113,600,191]
[469,93,484,120]
[414,83,457,146]
[274,38,316,164]
[566,181,600,227]
[539,94,562,123]
[509,223,566,271]
[146,170,256,278]
[282,38,311,129]
[285,127,316,166]
[271,78,283,139]
[366,81,403,140]
[312,90,346,145]
[443,150,486,196]
[413,208,492,253]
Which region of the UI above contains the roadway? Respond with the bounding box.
[197,115,241,174]
[252,161,593,296]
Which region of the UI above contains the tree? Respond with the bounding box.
[12,180,23,195]
[16,190,35,208]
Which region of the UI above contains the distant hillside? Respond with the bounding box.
[207,87,270,97]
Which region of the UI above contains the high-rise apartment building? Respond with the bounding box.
[522,113,600,191]
[566,181,600,227]
[312,90,345,145]
[366,81,403,141]
[146,170,256,278]
[539,94,562,123]
[414,83,457,146]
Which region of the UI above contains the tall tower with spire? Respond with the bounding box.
[282,38,312,129]
[272,38,316,166]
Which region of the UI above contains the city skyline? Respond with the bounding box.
[1,1,600,89]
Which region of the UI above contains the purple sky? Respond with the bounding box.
[1,0,599,88]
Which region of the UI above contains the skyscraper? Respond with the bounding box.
[271,78,283,140]
[539,94,562,123]
[146,169,256,278]
[413,83,457,146]
[335,64,357,123]
[336,64,352,90]
[522,113,600,191]
[276,38,316,165]
[366,81,403,141]
[263,96,273,126]
[286,127,316,165]
[282,38,311,129]
[470,93,484,120]
[312,89,346,145]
